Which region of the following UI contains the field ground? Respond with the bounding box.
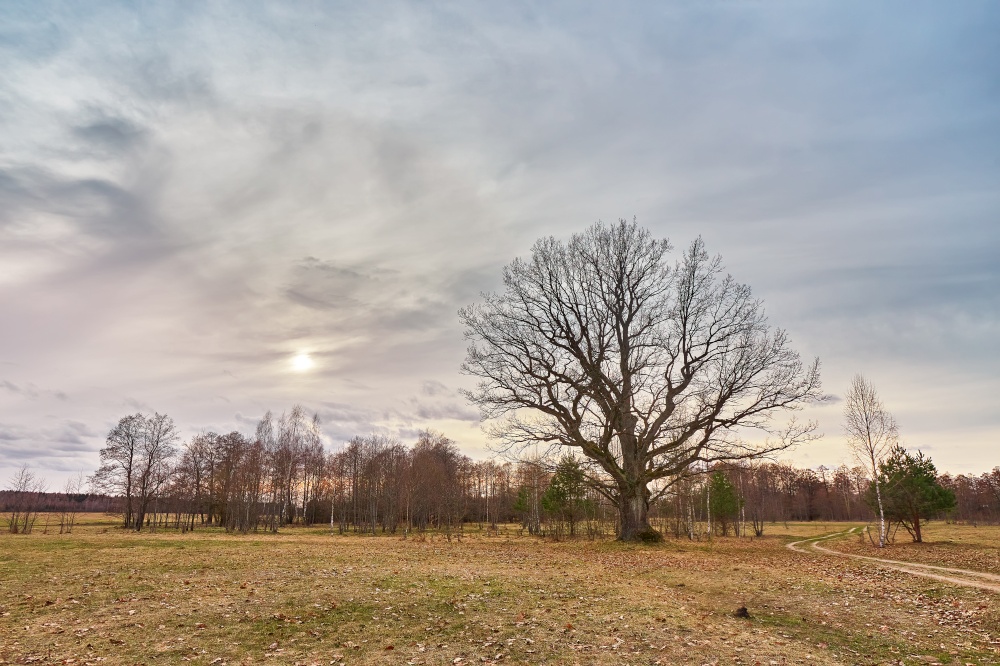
[823,523,1000,576]
[1,516,998,666]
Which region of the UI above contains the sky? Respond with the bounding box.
[1,2,998,488]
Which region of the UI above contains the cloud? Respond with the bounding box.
[72,116,148,156]
[0,2,997,482]
[421,380,452,397]
[411,400,480,423]
[0,380,34,398]
[0,419,102,472]
[0,379,68,401]
[121,398,154,414]
[284,258,373,311]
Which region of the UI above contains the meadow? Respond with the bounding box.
[1,516,997,666]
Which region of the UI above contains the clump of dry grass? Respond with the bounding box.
[0,516,996,665]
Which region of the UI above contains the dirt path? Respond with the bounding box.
[788,528,1000,594]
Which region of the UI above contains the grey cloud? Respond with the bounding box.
[0,380,69,401]
[285,256,455,339]
[72,116,148,155]
[316,402,380,424]
[131,54,214,106]
[445,265,504,305]
[0,165,164,248]
[0,9,67,62]
[201,404,390,447]
[421,380,451,397]
[0,168,41,229]
[285,259,382,312]
[53,177,157,241]
[0,420,101,464]
[321,329,463,384]
[395,427,429,443]
[368,302,453,338]
[393,389,482,426]
[311,403,386,445]
[411,401,480,423]
[286,289,357,311]
[121,398,154,414]
[233,412,259,429]
[61,420,99,439]
[1,380,36,398]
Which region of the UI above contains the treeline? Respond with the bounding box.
[940,470,1000,525]
[4,407,998,536]
[88,407,326,533]
[0,467,111,534]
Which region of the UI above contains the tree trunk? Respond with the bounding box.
[873,477,887,548]
[706,479,712,538]
[617,483,661,542]
[124,491,133,529]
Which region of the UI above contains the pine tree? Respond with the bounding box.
[870,446,955,543]
[707,471,742,536]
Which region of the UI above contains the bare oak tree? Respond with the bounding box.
[460,220,822,541]
[843,373,897,547]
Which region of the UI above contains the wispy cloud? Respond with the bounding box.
[0,2,997,481]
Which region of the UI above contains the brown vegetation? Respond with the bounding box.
[824,522,1000,575]
[0,516,997,665]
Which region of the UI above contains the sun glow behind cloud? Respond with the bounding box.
[290,353,315,373]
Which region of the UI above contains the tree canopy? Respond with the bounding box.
[541,455,589,536]
[708,471,742,536]
[91,412,179,532]
[869,445,955,543]
[460,219,822,541]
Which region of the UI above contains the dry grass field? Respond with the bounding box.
[1,516,998,666]
[823,523,1000,576]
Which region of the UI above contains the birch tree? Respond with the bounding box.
[6,465,46,534]
[843,374,897,547]
[92,412,178,531]
[131,413,179,531]
[91,413,144,528]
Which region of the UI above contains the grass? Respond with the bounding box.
[823,522,1000,575]
[0,516,997,665]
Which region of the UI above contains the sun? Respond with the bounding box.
[290,352,315,372]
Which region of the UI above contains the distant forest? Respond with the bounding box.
[3,407,998,537]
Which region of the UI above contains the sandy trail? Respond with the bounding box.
[787,528,1000,594]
